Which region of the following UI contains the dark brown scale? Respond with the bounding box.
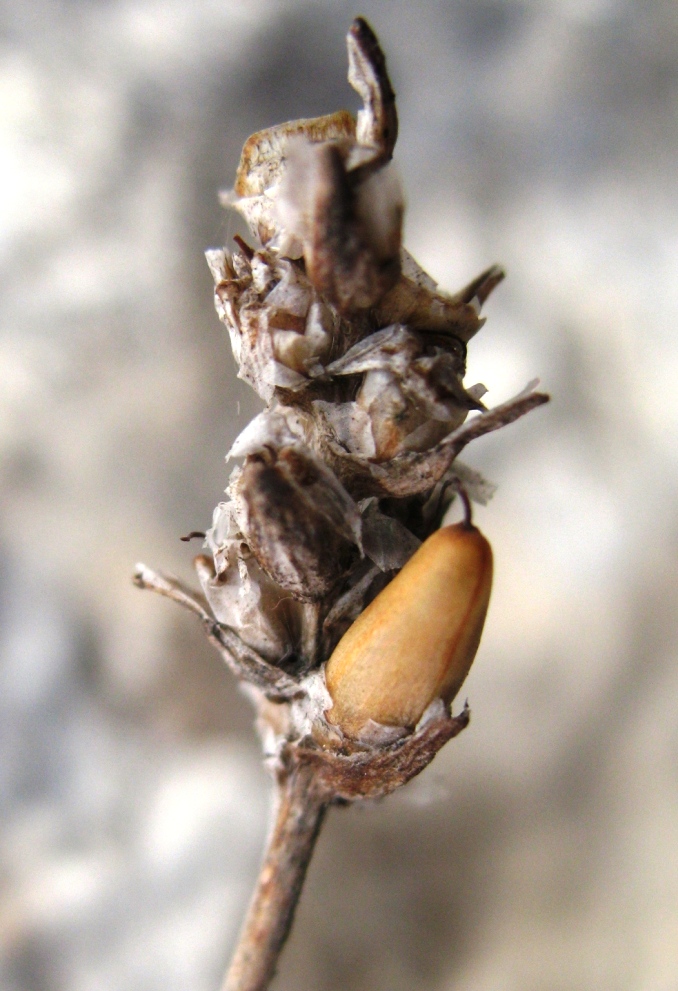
[239,451,358,602]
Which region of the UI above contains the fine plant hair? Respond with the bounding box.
[134,18,548,991]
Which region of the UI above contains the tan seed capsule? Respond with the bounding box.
[325,519,493,740]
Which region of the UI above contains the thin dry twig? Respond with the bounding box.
[221,762,329,991]
[133,564,301,699]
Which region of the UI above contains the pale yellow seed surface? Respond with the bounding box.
[325,523,492,738]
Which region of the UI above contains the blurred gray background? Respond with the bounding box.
[2,1,678,989]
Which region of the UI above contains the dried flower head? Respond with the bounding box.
[165,14,549,750]
[134,19,550,990]
[137,10,549,818]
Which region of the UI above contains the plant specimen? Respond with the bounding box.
[135,17,548,991]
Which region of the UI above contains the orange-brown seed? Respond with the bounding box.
[325,522,493,740]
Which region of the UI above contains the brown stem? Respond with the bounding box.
[458,488,473,528]
[221,761,329,991]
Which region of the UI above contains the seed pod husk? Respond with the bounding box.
[325,520,492,739]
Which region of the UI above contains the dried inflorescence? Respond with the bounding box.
[136,17,548,792]
[134,22,551,990]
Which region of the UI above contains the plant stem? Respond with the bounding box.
[221,761,329,991]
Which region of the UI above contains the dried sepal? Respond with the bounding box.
[230,445,363,602]
[279,139,403,311]
[273,17,404,312]
[227,407,311,459]
[198,503,303,663]
[358,498,421,571]
[281,701,471,802]
[367,380,549,498]
[311,381,548,499]
[226,110,356,248]
[207,243,376,401]
[229,17,398,252]
[310,400,377,460]
[373,255,505,343]
[346,17,398,167]
[325,323,485,460]
[206,246,324,401]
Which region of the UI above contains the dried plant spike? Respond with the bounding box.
[325,507,493,740]
[134,14,551,991]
